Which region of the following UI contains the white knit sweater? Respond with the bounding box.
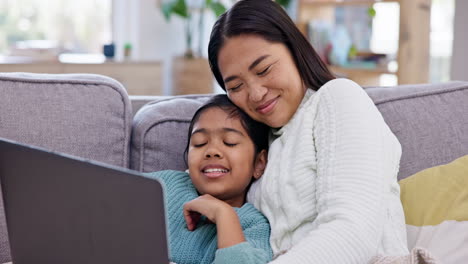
[247,79,409,263]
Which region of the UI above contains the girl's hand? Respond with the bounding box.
[184,194,246,248]
[183,194,233,231]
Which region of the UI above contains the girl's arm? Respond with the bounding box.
[183,195,272,264]
[183,194,245,248]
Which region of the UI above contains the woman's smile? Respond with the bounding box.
[256,96,279,115]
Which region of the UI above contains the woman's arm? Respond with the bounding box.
[272,80,403,263]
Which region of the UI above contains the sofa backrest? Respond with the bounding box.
[133,81,468,181]
[366,81,468,180]
[131,95,211,172]
[0,73,132,167]
[0,73,133,262]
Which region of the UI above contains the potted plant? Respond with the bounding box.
[159,0,226,94]
[161,0,226,58]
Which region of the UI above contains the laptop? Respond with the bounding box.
[0,138,170,264]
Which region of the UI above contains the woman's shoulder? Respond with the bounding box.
[314,78,372,107]
[317,78,366,97]
[299,78,368,117]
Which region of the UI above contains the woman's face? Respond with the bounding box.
[218,34,306,128]
[188,107,265,207]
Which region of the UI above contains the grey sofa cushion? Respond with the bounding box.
[0,73,132,167]
[0,73,133,262]
[366,81,468,180]
[131,95,211,172]
[129,95,166,117]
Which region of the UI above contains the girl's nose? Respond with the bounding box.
[205,147,223,159]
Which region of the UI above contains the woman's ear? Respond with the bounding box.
[253,149,267,180]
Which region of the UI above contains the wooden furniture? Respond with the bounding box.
[171,57,214,95]
[0,60,163,95]
[296,0,431,85]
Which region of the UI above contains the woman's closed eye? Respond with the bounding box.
[257,65,272,76]
[228,83,243,92]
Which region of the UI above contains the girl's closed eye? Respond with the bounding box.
[190,134,207,148]
[224,141,238,147]
[223,133,243,147]
[193,142,207,148]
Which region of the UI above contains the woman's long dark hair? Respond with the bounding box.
[208,0,335,91]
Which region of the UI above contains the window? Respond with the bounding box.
[430,0,455,83]
[0,0,112,59]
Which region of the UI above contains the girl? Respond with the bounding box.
[207,0,408,263]
[144,95,273,264]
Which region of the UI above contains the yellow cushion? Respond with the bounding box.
[399,155,468,264]
[400,155,468,226]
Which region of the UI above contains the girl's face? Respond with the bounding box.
[188,107,266,207]
[218,34,306,128]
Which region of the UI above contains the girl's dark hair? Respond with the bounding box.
[184,94,269,165]
[208,0,335,91]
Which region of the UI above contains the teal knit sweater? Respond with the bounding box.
[144,170,273,264]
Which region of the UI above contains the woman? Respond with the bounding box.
[207,0,408,263]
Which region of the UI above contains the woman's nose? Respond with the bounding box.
[249,83,268,102]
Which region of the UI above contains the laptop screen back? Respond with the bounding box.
[0,139,169,264]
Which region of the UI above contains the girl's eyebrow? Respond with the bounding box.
[222,127,244,136]
[191,128,207,136]
[191,127,244,136]
[223,55,270,84]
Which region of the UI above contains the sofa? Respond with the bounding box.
[0,72,467,263]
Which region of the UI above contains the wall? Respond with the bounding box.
[113,0,187,95]
[112,0,223,95]
[451,0,468,81]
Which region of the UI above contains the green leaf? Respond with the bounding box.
[205,0,213,6]
[275,0,291,8]
[172,0,189,18]
[368,6,376,18]
[208,2,226,17]
[348,44,358,59]
[161,2,174,21]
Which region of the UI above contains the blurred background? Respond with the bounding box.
[0,0,465,95]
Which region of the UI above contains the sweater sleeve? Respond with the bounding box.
[213,207,273,264]
[271,79,401,263]
[212,242,270,264]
